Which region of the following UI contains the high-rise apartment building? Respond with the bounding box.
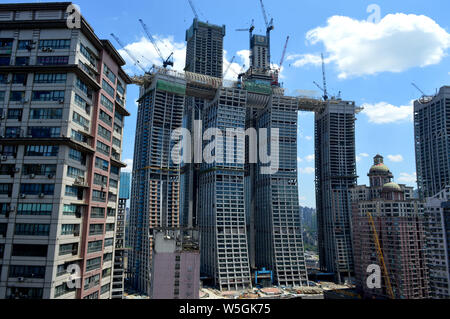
[0,2,130,299]
[111,172,131,299]
[181,19,226,229]
[414,86,450,199]
[424,186,450,299]
[128,72,185,295]
[315,101,358,283]
[352,156,429,299]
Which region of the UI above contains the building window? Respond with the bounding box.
[100,94,114,112]
[12,244,47,257]
[15,56,29,66]
[39,39,71,50]
[85,257,102,272]
[9,265,45,279]
[61,224,80,236]
[92,190,106,203]
[29,108,62,120]
[102,80,115,98]
[87,240,103,254]
[17,203,53,216]
[97,125,111,141]
[101,284,110,295]
[34,73,67,84]
[27,127,61,138]
[89,224,104,236]
[37,56,69,65]
[25,145,59,157]
[12,73,27,85]
[104,238,113,247]
[59,243,78,256]
[9,91,25,101]
[91,207,105,219]
[103,63,116,84]
[54,284,75,298]
[20,184,55,195]
[14,224,50,236]
[32,90,64,102]
[95,157,109,172]
[96,141,110,156]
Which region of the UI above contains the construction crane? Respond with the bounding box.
[367,212,395,299]
[188,0,198,20]
[110,33,147,73]
[313,53,329,101]
[272,36,289,86]
[411,82,434,104]
[236,19,255,70]
[138,19,174,69]
[412,82,426,97]
[223,56,236,79]
[259,0,274,70]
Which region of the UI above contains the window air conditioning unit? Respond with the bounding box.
[39,193,45,198]
[59,99,64,104]
[48,174,54,179]
[20,194,26,199]
[18,277,25,282]
[1,156,7,161]
[30,173,35,179]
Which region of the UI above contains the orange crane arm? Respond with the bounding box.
[367,212,395,299]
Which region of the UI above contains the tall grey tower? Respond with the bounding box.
[181,19,226,229]
[315,101,359,283]
[128,75,185,295]
[414,86,450,199]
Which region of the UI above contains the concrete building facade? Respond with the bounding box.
[150,228,200,299]
[128,72,184,295]
[424,186,450,299]
[0,2,130,299]
[352,156,429,299]
[315,101,358,283]
[414,86,450,199]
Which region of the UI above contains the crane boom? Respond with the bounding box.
[223,56,235,79]
[188,0,199,19]
[110,33,147,73]
[321,53,328,101]
[259,0,269,29]
[411,83,426,97]
[367,212,395,299]
[139,19,173,68]
[279,36,290,68]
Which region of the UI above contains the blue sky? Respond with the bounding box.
[7,0,450,207]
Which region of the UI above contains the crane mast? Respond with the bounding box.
[110,33,147,73]
[367,212,395,299]
[138,19,174,69]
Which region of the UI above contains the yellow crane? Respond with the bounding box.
[366,212,395,299]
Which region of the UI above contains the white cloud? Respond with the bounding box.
[304,136,313,141]
[122,159,133,173]
[361,101,413,124]
[305,154,315,163]
[223,50,247,81]
[297,157,304,163]
[398,172,417,185]
[356,153,370,162]
[291,13,450,78]
[387,154,404,162]
[119,36,186,73]
[300,167,315,174]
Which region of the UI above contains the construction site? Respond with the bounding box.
[117,0,362,298]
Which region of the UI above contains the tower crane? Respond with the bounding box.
[110,33,147,73]
[313,53,329,101]
[259,0,274,70]
[236,19,255,70]
[272,36,289,86]
[223,56,236,79]
[188,0,199,20]
[138,19,174,69]
[367,212,395,299]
